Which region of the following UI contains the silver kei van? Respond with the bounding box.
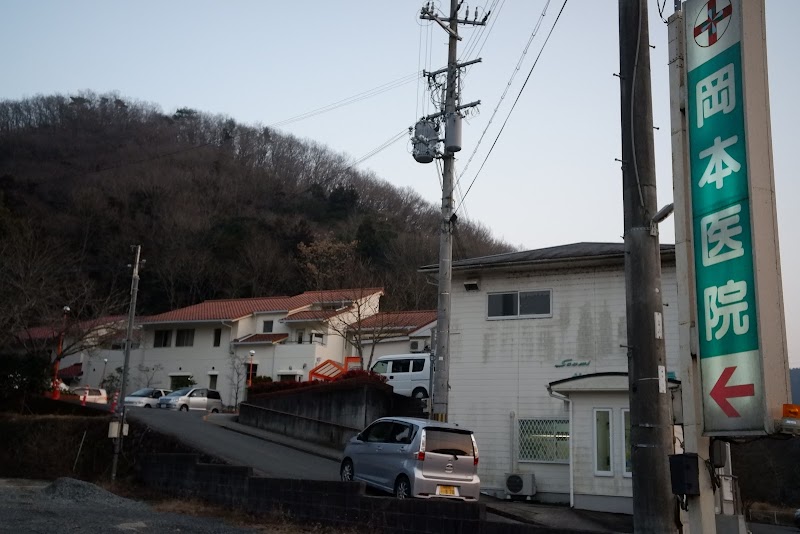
[370,353,431,399]
[157,387,222,412]
[340,417,480,501]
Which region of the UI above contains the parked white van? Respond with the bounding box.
[370,353,431,399]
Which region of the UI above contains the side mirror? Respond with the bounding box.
[356,433,364,441]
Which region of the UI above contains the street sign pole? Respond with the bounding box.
[683,0,790,436]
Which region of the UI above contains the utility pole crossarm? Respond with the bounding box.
[424,58,482,78]
[423,100,480,122]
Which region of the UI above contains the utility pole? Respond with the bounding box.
[417,0,485,422]
[618,1,675,532]
[111,244,143,482]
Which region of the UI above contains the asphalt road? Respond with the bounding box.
[127,408,340,480]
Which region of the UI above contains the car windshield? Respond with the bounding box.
[129,388,154,397]
[166,387,192,396]
[425,429,474,456]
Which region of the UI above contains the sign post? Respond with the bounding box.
[684,0,790,435]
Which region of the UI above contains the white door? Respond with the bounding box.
[389,359,412,396]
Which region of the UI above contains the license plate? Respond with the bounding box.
[437,485,456,496]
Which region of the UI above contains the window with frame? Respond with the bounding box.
[213,328,222,347]
[594,409,613,476]
[154,330,172,348]
[362,421,394,443]
[518,419,570,463]
[175,329,195,347]
[488,290,552,319]
[622,409,632,476]
[390,359,411,373]
[209,375,218,389]
[313,332,324,344]
[262,320,273,333]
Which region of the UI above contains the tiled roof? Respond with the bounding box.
[58,363,84,379]
[355,310,437,332]
[419,242,676,272]
[282,309,345,322]
[233,333,289,344]
[286,288,384,310]
[140,297,295,323]
[19,316,127,341]
[139,288,384,325]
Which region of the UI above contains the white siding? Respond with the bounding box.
[448,264,680,496]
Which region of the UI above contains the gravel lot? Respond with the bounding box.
[0,477,336,533]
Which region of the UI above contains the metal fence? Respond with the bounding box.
[518,418,570,463]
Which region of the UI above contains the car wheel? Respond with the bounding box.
[340,459,354,482]
[144,404,151,408]
[394,475,411,499]
[412,388,428,399]
[179,404,189,412]
[211,408,219,413]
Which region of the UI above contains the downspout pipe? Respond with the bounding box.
[548,387,574,508]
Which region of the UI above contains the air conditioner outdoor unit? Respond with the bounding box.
[505,473,536,498]
[410,340,421,352]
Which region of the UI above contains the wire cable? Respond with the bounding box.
[344,128,409,171]
[656,0,669,23]
[630,1,646,210]
[457,0,552,182]
[269,72,420,129]
[455,0,569,213]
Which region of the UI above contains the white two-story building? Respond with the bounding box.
[420,242,683,514]
[80,288,384,405]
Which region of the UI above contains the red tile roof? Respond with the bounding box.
[282,309,345,322]
[355,310,437,332]
[140,297,296,324]
[18,316,127,341]
[233,333,289,344]
[57,363,84,379]
[139,288,384,324]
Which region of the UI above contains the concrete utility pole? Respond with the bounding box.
[419,0,484,422]
[111,244,143,482]
[618,1,675,532]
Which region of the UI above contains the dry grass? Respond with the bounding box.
[745,501,797,526]
[101,481,368,534]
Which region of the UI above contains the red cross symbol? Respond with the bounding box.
[694,0,733,46]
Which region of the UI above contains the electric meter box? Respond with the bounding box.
[668,453,700,496]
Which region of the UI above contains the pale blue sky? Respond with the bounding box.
[1,1,797,366]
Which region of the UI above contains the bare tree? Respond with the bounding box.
[228,351,248,408]
[0,219,127,367]
[136,363,164,388]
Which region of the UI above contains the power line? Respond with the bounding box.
[456,0,569,213]
[268,72,420,129]
[462,0,504,67]
[457,0,552,182]
[345,128,409,171]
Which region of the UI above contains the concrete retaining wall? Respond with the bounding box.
[240,380,396,448]
[138,453,578,534]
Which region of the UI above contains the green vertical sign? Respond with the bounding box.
[688,43,759,359]
[685,0,766,434]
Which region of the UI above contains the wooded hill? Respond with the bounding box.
[0,92,511,340]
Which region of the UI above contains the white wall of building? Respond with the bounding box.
[447,264,679,498]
